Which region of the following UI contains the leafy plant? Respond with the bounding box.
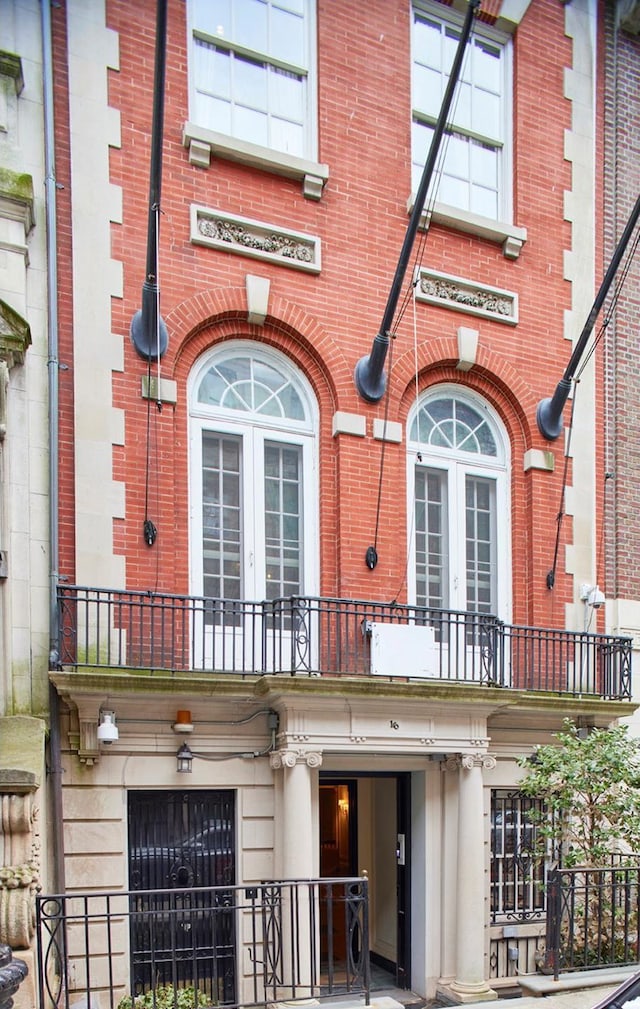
[117,984,213,1009]
[518,719,640,867]
[519,720,640,970]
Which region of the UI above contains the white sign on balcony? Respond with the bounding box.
[367,622,439,679]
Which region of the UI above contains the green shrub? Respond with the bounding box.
[117,984,213,1009]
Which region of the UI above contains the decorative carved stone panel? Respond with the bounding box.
[191,205,321,274]
[416,268,518,325]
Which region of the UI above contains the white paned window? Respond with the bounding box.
[407,388,510,618]
[190,344,318,606]
[188,0,315,159]
[411,3,511,221]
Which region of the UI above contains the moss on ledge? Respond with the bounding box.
[0,51,24,94]
[0,166,33,205]
[0,716,46,792]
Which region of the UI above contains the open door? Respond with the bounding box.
[319,782,357,968]
[319,775,411,991]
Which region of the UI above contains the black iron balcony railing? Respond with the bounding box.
[545,859,640,978]
[36,877,369,1009]
[56,586,632,700]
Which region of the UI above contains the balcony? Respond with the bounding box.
[55,587,632,700]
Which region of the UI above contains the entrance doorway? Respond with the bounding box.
[319,774,411,990]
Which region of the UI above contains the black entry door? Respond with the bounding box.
[128,790,236,1003]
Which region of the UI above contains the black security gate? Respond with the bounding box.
[128,790,236,1002]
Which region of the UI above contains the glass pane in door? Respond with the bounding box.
[202,432,242,619]
[415,467,449,609]
[264,442,302,600]
[465,474,495,614]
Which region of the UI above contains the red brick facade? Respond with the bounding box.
[52,0,603,629]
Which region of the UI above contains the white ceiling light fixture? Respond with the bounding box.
[97,711,119,744]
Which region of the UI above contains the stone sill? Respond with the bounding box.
[182,122,329,201]
[409,197,528,259]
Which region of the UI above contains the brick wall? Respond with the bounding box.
[54,0,590,629]
[603,10,640,601]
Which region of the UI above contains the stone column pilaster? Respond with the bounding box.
[270,749,322,1000]
[270,749,322,878]
[447,753,497,1002]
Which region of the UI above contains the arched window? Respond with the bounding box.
[189,342,318,605]
[407,387,510,618]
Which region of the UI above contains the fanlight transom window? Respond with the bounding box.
[410,396,498,457]
[196,354,307,422]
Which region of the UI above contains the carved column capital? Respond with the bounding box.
[460,753,496,771]
[269,749,323,770]
[444,752,496,772]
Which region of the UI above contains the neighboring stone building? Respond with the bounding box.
[603,2,640,731]
[3,0,640,1007]
[0,3,52,1006]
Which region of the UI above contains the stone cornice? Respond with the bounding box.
[49,670,638,725]
[0,167,35,235]
[0,51,24,94]
[0,300,31,369]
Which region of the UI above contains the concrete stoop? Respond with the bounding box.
[517,967,638,998]
[459,966,638,1009]
[273,967,639,1009]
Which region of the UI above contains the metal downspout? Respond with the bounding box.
[41,0,65,894]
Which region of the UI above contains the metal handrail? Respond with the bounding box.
[56,586,632,700]
[545,860,640,978]
[36,876,370,1009]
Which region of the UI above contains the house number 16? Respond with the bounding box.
[390,720,399,730]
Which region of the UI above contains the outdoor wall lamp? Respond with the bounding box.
[176,742,193,773]
[97,711,119,744]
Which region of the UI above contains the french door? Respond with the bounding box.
[193,423,311,671]
[189,344,318,673]
[414,461,498,615]
[407,388,510,682]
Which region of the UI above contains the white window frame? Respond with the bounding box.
[186,0,319,164]
[411,0,513,225]
[406,385,512,621]
[188,341,319,604]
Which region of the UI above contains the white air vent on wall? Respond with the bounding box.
[367,622,438,679]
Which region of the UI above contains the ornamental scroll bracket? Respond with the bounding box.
[0,792,41,950]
